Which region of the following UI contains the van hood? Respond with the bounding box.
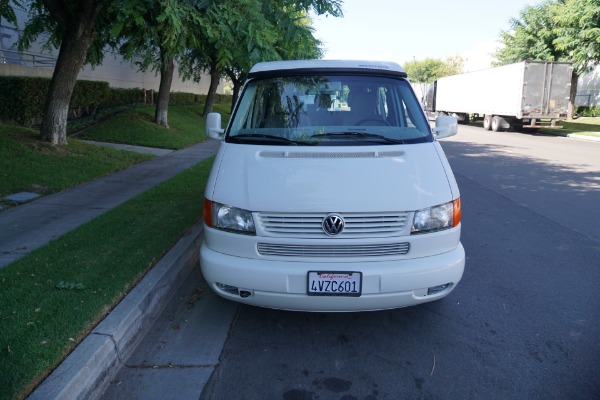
[209,143,454,213]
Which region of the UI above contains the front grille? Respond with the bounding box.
[258,212,409,237]
[257,242,410,257]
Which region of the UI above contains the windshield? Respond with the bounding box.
[226,74,432,146]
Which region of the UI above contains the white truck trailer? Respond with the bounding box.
[424,61,573,132]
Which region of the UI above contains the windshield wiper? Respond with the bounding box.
[228,133,316,146]
[311,132,406,144]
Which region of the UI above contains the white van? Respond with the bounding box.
[201,60,464,312]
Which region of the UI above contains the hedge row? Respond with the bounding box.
[576,106,600,117]
[0,76,231,127]
[0,77,49,126]
[169,92,231,106]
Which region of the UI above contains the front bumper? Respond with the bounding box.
[200,242,465,312]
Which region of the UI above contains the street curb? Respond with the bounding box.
[28,222,203,400]
[566,133,600,142]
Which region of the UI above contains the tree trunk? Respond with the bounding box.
[202,68,221,117]
[568,71,579,121]
[230,81,240,114]
[155,53,174,128]
[40,3,102,145]
[230,74,245,114]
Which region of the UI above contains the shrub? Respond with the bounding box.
[0,76,232,127]
[0,77,48,126]
[70,81,111,118]
[576,106,600,117]
[169,92,198,105]
[104,88,147,108]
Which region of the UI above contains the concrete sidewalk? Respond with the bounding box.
[80,140,176,156]
[0,139,221,399]
[0,139,220,268]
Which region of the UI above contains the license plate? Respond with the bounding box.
[307,271,362,297]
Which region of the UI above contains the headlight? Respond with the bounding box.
[204,199,256,234]
[411,198,461,234]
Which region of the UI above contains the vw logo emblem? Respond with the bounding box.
[322,214,345,236]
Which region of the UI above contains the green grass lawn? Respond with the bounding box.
[1,102,231,204]
[0,126,153,200]
[76,103,231,149]
[558,117,600,135]
[0,99,230,399]
[0,156,215,400]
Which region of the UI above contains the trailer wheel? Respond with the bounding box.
[491,116,503,132]
[483,115,492,130]
[455,113,469,124]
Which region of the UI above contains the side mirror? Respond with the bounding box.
[206,112,225,140]
[432,115,458,139]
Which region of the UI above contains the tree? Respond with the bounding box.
[17,0,206,143]
[552,0,600,117]
[494,0,600,119]
[494,1,561,66]
[224,4,324,113]
[15,0,342,143]
[403,58,444,97]
[403,57,464,96]
[437,55,464,78]
[266,3,324,60]
[215,0,340,115]
[292,0,342,16]
[115,0,208,128]
[187,0,340,116]
[0,0,21,26]
[182,0,279,116]
[18,0,112,145]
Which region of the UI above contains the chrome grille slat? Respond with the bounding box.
[258,212,409,237]
[257,243,410,257]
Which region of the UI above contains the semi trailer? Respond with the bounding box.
[424,61,573,132]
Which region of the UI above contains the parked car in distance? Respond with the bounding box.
[201,59,464,312]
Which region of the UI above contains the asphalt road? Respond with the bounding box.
[101,125,600,400]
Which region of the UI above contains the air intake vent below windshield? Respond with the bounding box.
[259,151,404,159]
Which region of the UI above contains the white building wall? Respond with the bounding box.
[576,65,600,107]
[78,50,220,94]
[1,10,223,95]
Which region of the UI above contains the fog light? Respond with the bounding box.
[216,282,239,295]
[427,283,452,295]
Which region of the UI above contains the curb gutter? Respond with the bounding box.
[566,133,600,142]
[28,223,203,400]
